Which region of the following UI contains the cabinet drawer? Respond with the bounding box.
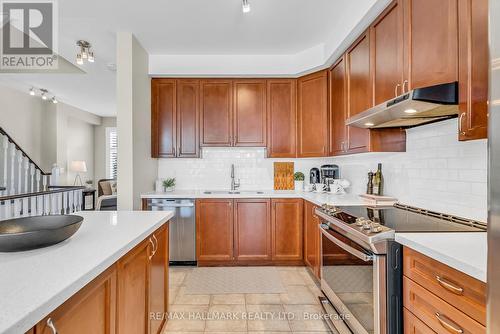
[403,277,485,334]
[403,247,486,325]
[403,308,434,334]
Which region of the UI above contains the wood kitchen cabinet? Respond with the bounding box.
[297,70,328,157]
[267,79,297,157]
[200,80,233,146]
[329,57,347,156]
[149,225,168,334]
[196,199,234,262]
[151,79,200,158]
[233,80,267,147]
[458,0,488,140]
[36,266,117,334]
[304,201,320,278]
[271,198,304,262]
[234,199,271,261]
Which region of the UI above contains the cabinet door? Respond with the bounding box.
[304,201,320,278]
[371,0,404,104]
[329,57,347,156]
[404,0,458,89]
[297,71,328,157]
[403,308,435,334]
[117,240,149,334]
[267,79,297,157]
[36,267,117,334]
[196,199,234,262]
[233,80,267,147]
[149,225,168,334]
[234,199,271,261]
[271,199,304,261]
[200,80,233,146]
[346,32,372,153]
[458,0,488,140]
[177,80,200,157]
[151,79,176,158]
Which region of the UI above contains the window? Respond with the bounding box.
[106,127,117,179]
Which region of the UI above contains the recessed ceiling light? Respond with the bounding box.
[242,0,251,13]
[404,108,418,114]
[364,122,375,127]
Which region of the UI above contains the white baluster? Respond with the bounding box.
[4,200,12,219]
[74,190,81,211]
[23,156,29,193]
[36,195,43,215]
[16,150,22,194]
[68,190,74,213]
[62,191,68,214]
[30,196,36,216]
[9,144,15,195]
[30,163,35,193]
[0,201,4,220]
[2,135,8,193]
[43,194,50,215]
[13,198,20,218]
[42,174,48,192]
[35,169,41,192]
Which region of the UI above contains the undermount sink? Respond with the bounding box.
[203,190,265,195]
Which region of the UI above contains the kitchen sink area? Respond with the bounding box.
[202,190,265,195]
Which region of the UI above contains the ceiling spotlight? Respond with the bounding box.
[76,40,94,65]
[242,0,251,13]
[364,122,375,127]
[52,97,58,104]
[40,89,48,100]
[404,108,418,114]
[29,87,35,96]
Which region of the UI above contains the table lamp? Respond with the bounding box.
[70,160,87,186]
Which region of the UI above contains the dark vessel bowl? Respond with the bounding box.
[0,215,83,252]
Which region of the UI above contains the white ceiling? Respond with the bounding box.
[0,0,383,117]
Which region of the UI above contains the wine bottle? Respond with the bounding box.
[373,163,384,196]
[367,172,374,194]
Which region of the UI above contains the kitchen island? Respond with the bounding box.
[0,210,173,334]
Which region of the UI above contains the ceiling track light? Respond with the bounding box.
[76,40,95,65]
[29,87,35,96]
[242,0,251,13]
[52,96,58,104]
[30,87,59,103]
[40,89,48,100]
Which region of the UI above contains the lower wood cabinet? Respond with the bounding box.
[196,198,303,265]
[304,200,320,278]
[403,308,434,334]
[33,224,169,334]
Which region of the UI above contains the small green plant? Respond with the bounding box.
[294,172,305,181]
[162,178,176,189]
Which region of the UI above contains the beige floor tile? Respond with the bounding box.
[170,270,188,286]
[307,284,323,297]
[298,270,318,286]
[174,287,211,305]
[245,293,282,305]
[284,305,330,332]
[280,286,319,305]
[164,305,208,332]
[246,304,290,332]
[169,287,180,305]
[205,304,247,332]
[211,294,246,305]
[279,271,309,286]
[277,266,302,272]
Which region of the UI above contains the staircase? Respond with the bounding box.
[0,127,83,219]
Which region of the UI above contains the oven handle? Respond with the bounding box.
[320,226,374,262]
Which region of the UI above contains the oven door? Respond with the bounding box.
[320,225,386,334]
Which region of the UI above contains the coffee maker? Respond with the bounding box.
[320,164,340,191]
[310,168,320,185]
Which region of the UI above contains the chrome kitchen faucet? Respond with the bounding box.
[230,164,240,191]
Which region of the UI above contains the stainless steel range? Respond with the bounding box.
[316,203,486,334]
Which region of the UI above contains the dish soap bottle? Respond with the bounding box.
[373,163,384,196]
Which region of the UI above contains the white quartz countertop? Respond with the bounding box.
[141,189,368,207]
[0,210,173,334]
[395,232,487,282]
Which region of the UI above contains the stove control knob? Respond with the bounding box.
[355,217,365,226]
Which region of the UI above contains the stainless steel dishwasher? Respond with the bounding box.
[146,198,196,265]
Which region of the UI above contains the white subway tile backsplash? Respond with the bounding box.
[157,119,487,221]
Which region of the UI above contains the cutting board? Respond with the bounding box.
[274,162,294,190]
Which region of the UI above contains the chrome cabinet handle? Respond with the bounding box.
[435,312,464,333]
[395,83,401,97]
[320,227,373,262]
[402,80,408,94]
[172,147,176,157]
[148,238,155,260]
[436,276,464,295]
[47,318,58,334]
[459,112,467,135]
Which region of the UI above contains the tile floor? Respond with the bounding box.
[163,266,331,333]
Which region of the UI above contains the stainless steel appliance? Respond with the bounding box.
[146,198,196,265]
[488,1,500,332]
[320,164,340,191]
[346,81,458,129]
[310,167,320,185]
[316,204,486,334]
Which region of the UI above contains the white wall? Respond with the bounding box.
[66,117,95,185]
[157,119,487,221]
[117,32,157,210]
[94,117,117,184]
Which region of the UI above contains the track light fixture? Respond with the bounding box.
[242,0,250,13]
[29,87,58,103]
[40,89,48,100]
[76,40,95,65]
[29,87,35,96]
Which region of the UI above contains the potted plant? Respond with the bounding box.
[294,172,305,192]
[162,178,176,192]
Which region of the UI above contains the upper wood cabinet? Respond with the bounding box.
[371,0,404,104]
[271,198,304,261]
[403,0,458,90]
[149,225,168,334]
[151,79,199,158]
[152,79,176,158]
[200,80,233,146]
[233,80,267,147]
[196,199,234,262]
[234,199,271,261]
[267,79,297,157]
[329,57,347,156]
[458,0,488,140]
[297,70,329,157]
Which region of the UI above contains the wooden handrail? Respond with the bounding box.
[0,127,51,175]
[0,186,85,201]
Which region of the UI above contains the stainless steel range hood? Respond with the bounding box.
[346,82,459,129]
